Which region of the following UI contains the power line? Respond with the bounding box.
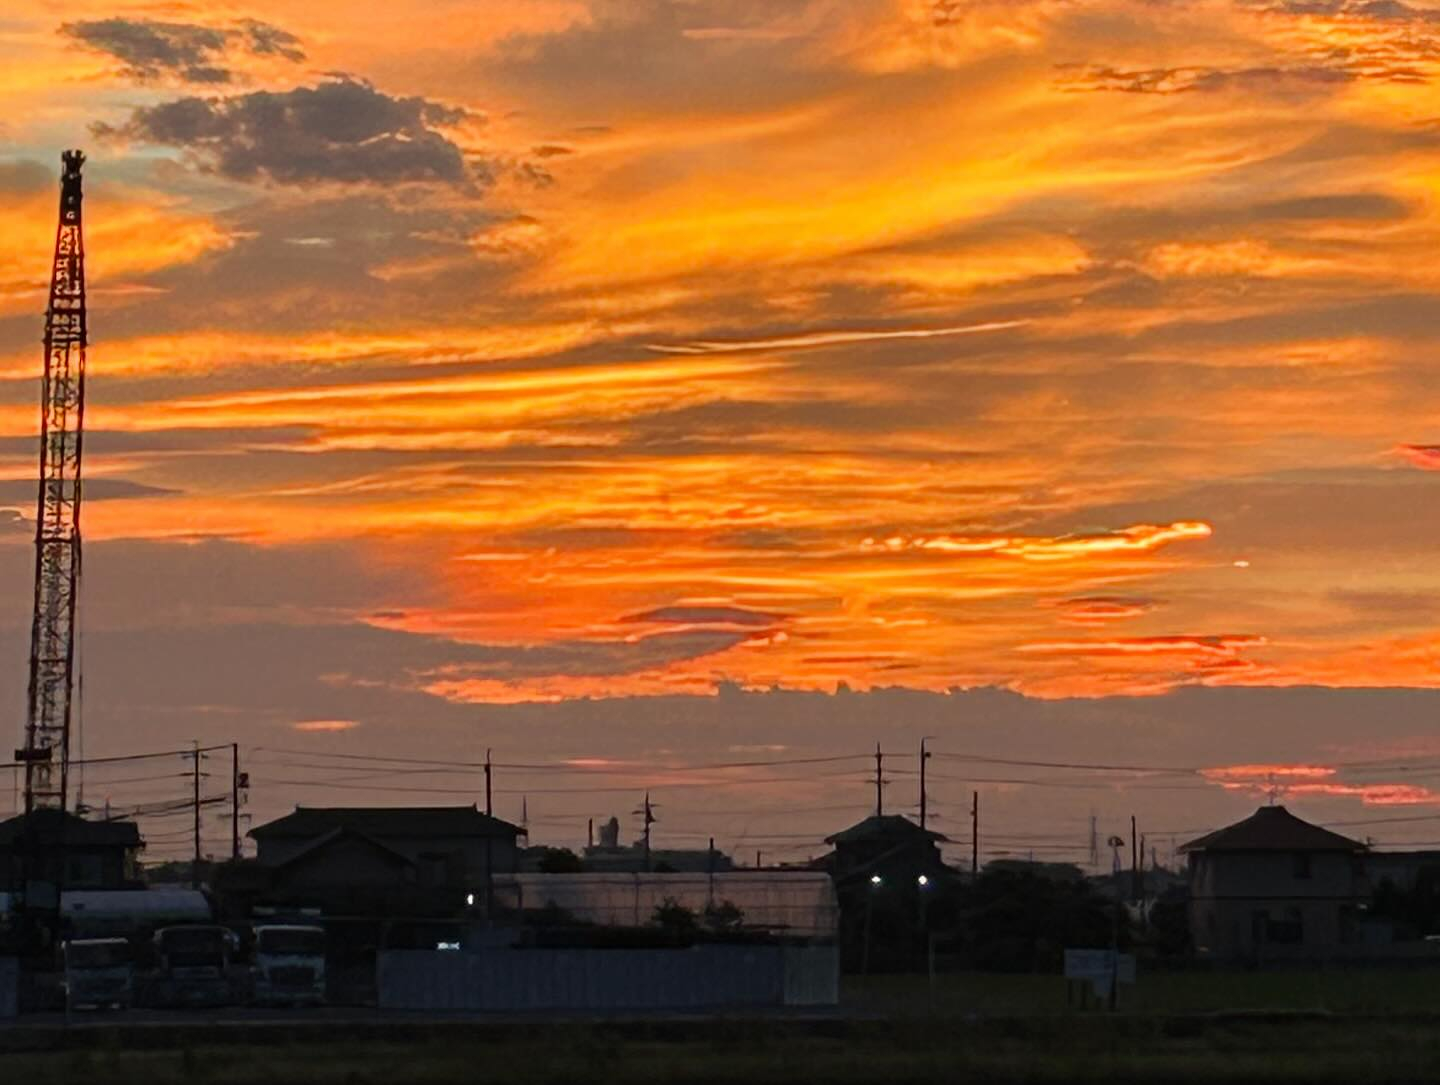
[935,751,1200,774]
[249,746,871,773]
[246,769,874,796]
[0,744,229,772]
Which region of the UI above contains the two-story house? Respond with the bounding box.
[1181,805,1366,963]
[0,810,142,899]
[243,805,522,917]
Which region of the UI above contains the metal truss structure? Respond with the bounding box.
[18,150,88,813]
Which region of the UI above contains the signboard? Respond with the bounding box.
[1064,948,1136,998]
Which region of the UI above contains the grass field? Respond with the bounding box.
[845,966,1440,1016]
[12,1016,1440,1083]
[10,970,1440,1083]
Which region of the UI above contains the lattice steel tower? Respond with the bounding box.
[17,150,88,813]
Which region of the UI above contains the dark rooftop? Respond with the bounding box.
[249,805,521,840]
[1180,806,1364,854]
[825,814,948,846]
[0,809,142,848]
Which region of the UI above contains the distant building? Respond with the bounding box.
[1181,805,1366,963]
[236,806,521,917]
[821,814,948,888]
[0,810,142,895]
[581,813,735,873]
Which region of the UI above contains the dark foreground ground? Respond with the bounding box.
[10,1015,1440,1083]
[10,971,1440,1083]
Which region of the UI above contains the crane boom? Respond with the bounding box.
[18,149,87,813]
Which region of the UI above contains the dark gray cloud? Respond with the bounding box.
[235,18,306,61]
[621,605,784,626]
[1066,0,1440,96]
[492,0,843,115]
[0,479,178,504]
[0,158,53,194]
[60,17,304,84]
[1250,0,1440,19]
[1057,64,1361,95]
[93,77,480,187]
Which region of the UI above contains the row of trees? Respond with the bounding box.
[838,867,1191,972]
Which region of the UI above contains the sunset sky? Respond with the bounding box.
[6,1,1440,862]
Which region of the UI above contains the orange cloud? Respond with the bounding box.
[1020,634,1266,657]
[1393,444,1440,470]
[865,521,1212,562]
[1053,596,1157,625]
[1203,764,1338,781]
[0,187,231,317]
[292,719,361,732]
[648,320,1028,356]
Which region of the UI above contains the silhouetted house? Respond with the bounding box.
[821,815,948,888]
[1181,805,1366,963]
[238,806,521,918]
[0,811,142,895]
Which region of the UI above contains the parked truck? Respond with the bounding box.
[251,924,326,1006]
[149,924,238,1007]
[62,937,134,1010]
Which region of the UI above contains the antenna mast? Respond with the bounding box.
[18,150,87,814]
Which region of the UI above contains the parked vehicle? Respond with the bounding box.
[251,924,326,1006]
[62,937,134,1010]
[150,924,238,1006]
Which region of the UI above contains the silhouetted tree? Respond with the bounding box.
[533,847,584,874]
[1146,884,1193,959]
[954,868,1125,972]
[652,897,699,935]
[704,899,745,933]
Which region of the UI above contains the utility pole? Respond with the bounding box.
[756,849,762,869]
[971,790,979,875]
[874,743,883,817]
[919,737,931,830]
[484,748,492,816]
[1089,812,1099,869]
[1131,815,1140,902]
[230,743,240,861]
[640,792,655,872]
[587,817,594,850]
[191,742,201,889]
[707,836,715,909]
[1107,834,1125,1011]
[482,747,494,920]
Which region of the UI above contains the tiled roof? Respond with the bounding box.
[0,810,141,848]
[1180,806,1364,854]
[824,814,949,845]
[249,805,520,840]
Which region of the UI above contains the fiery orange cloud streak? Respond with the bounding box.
[863,522,1212,561]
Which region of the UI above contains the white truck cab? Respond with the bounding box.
[62,937,134,1010]
[251,924,326,1006]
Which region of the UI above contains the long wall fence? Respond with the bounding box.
[377,944,838,1012]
